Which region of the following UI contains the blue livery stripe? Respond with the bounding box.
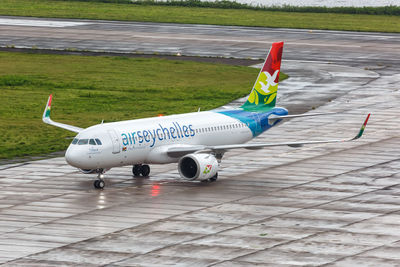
[216,107,288,137]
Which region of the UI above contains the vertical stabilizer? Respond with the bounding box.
[241,42,284,111]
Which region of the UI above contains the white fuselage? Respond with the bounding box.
[65,110,253,170]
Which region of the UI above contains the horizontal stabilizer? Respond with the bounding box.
[268,112,338,124]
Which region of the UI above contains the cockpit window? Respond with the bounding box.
[78,139,89,145]
[89,139,96,145]
[95,138,102,145]
[72,138,78,145]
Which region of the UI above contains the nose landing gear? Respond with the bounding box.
[132,164,151,177]
[94,173,105,189]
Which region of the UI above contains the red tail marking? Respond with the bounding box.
[262,42,284,83]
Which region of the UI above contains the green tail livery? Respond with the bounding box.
[242,41,283,111]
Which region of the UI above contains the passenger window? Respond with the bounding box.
[72,138,78,145]
[78,139,89,145]
[89,139,96,145]
[95,138,102,145]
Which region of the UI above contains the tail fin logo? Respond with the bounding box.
[248,69,279,105]
[242,42,284,111]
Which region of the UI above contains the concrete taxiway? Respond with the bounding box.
[0,17,400,266]
[1,16,400,64]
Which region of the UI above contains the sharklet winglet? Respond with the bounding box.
[42,94,83,133]
[43,94,52,119]
[352,113,371,140]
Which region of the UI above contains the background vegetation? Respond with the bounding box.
[0,52,288,159]
[52,0,400,16]
[1,0,400,32]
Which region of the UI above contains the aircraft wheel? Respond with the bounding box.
[141,164,150,177]
[94,179,105,189]
[209,173,218,182]
[132,165,142,177]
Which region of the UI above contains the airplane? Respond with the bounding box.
[42,42,370,189]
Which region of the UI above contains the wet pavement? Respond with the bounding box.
[1,16,400,65]
[0,17,400,266]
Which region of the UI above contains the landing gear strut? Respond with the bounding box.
[132,164,151,177]
[209,173,218,182]
[201,173,218,183]
[94,173,105,189]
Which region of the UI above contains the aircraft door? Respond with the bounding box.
[107,129,120,154]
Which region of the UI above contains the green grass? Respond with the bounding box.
[1,0,400,32]
[0,52,288,159]
[131,1,400,16]
[42,0,400,16]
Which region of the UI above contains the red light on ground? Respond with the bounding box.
[151,184,160,197]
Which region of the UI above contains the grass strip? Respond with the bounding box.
[130,1,400,16]
[50,0,400,16]
[0,51,287,159]
[1,0,400,32]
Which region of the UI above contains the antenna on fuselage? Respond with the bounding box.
[198,107,201,112]
[101,120,104,124]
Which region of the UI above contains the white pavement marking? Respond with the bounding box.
[0,18,90,28]
[124,34,361,47]
[105,21,400,40]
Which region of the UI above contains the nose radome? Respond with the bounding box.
[65,145,81,168]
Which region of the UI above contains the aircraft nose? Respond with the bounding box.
[65,145,81,168]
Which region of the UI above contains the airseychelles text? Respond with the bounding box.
[121,122,195,148]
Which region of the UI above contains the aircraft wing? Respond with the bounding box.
[166,145,207,157]
[42,95,83,133]
[167,114,370,157]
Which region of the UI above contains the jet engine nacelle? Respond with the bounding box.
[178,153,218,181]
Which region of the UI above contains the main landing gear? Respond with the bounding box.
[94,173,105,189]
[201,173,218,183]
[209,173,218,182]
[132,164,150,177]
